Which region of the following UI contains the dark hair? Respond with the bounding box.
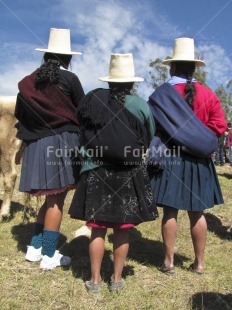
[44,53,72,68]
[108,82,134,105]
[34,53,72,90]
[173,61,196,109]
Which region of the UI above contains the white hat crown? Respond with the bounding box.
[162,38,205,67]
[99,53,144,83]
[35,28,82,55]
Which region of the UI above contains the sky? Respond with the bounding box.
[0,0,232,98]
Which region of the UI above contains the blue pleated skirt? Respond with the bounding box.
[150,153,224,211]
[19,132,80,195]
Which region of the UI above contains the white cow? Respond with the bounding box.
[0,96,22,218]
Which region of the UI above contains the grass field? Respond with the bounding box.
[0,165,231,310]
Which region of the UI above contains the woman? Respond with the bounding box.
[15,28,85,270]
[149,38,227,275]
[69,54,158,293]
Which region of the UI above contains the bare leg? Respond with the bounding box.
[89,228,107,284]
[27,191,67,248]
[43,191,67,231]
[26,191,69,261]
[188,211,207,273]
[162,207,178,268]
[112,228,129,282]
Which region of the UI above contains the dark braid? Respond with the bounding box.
[35,59,60,90]
[185,78,196,109]
[174,61,196,109]
[108,82,134,105]
[35,53,72,90]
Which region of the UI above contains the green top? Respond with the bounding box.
[79,94,155,173]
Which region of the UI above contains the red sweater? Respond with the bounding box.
[174,82,227,137]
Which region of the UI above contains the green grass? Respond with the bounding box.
[0,165,231,310]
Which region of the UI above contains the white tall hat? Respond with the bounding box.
[162,38,205,67]
[35,28,82,55]
[99,53,144,82]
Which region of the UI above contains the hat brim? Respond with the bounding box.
[35,48,82,55]
[99,76,144,82]
[162,58,205,67]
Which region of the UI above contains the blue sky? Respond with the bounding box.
[0,0,232,98]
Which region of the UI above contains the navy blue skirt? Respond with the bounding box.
[19,132,80,195]
[150,153,223,211]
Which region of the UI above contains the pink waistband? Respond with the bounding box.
[28,184,77,196]
[86,220,136,229]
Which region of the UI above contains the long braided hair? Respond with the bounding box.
[34,53,72,90]
[108,82,134,105]
[172,61,196,109]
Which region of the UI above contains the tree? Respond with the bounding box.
[193,67,207,85]
[193,52,208,85]
[215,85,232,122]
[131,84,138,96]
[147,58,169,90]
[226,80,232,123]
[226,79,232,95]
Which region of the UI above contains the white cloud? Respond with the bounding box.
[0,0,232,99]
[56,0,175,98]
[198,43,232,89]
[0,42,41,95]
[0,62,37,95]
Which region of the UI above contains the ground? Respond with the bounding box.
[0,164,231,310]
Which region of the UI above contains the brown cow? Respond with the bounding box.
[0,96,21,218]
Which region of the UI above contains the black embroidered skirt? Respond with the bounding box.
[69,164,158,224]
